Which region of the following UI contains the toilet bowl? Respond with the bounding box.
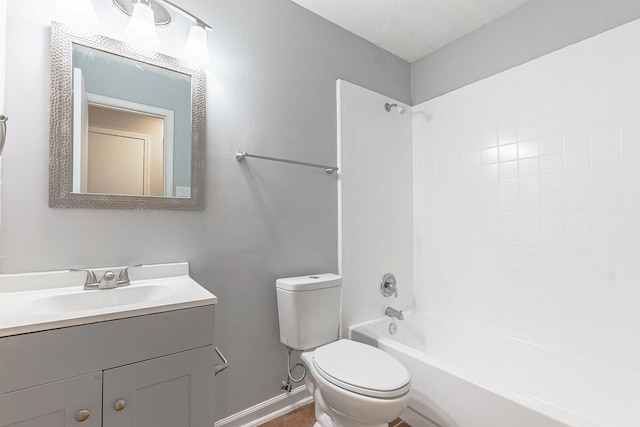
[302,339,410,427]
[275,274,411,427]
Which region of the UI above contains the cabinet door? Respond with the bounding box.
[0,372,102,427]
[103,346,214,427]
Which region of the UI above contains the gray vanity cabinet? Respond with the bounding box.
[102,346,214,427]
[0,372,103,427]
[0,305,216,427]
[0,347,213,427]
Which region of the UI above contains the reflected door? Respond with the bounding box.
[87,128,148,196]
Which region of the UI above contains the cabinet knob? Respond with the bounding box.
[113,399,127,411]
[75,409,90,422]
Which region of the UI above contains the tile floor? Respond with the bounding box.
[258,403,411,426]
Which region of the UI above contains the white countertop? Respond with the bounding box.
[0,262,217,337]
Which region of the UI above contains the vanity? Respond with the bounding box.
[0,262,219,427]
[0,14,219,425]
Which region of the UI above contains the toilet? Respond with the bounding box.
[276,274,411,427]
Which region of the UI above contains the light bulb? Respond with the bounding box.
[54,0,98,27]
[183,24,210,64]
[124,2,159,47]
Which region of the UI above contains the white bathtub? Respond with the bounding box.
[348,312,640,427]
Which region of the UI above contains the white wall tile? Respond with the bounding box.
[518,140,539,159]
[540,153,564,174]
[481,147,499,164]
[540,230,565,250]
[500,177,519,196]
[413,18,640,370]
[540,173,565,193]
[541,211,565,230]
[500,195,519,213]
[499,160,518,178]
[518,158,539,177]
[519,193,540,211]
[592,166,621,189]
[539,134,564,155]
[499,127,518,146]
[520,212,541,230]
[562,44,588,93]
[518,176,539,194]
[563,128,590,152]
[564,170,591,190]
[564,190,591,210]
[499,143,518,161]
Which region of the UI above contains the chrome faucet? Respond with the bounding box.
[385,306,404,321]
[70,269,99,290]
[116,264,142,287]
[71,264,142,290]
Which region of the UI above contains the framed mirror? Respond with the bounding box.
[49,21,205,210]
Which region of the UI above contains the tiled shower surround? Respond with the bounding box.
[338,80,414,335]
[413,18,640,371]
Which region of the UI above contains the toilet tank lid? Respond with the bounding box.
[276,273,342,291]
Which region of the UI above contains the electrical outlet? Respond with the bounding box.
[175,186,191,198]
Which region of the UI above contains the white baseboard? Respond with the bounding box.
[214,385,313,427]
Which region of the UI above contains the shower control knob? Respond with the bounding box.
[380,273,398,297]
[75,409,90,422]
[113,399,127,411]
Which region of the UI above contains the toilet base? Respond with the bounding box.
[312,380,388,427]
[313,405,386,427]
[313,416,386,427]
[313,405,335,427]
[313,421,386,427]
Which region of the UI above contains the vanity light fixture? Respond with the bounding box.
[53,0,99,27]
[53,0,212,63]
[115,0,213,63]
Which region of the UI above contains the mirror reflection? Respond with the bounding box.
[71,44,192,198]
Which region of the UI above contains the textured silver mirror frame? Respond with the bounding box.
[49,21,205,210]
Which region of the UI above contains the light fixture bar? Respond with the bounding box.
[156,0,212,30]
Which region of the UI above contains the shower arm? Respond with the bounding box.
[384,103,406,114]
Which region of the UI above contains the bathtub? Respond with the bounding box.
[348,312,640,427]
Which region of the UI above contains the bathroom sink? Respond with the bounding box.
[28,283,173,314]
[0,262,217,337]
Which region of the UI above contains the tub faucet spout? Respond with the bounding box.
[385,306,404,320]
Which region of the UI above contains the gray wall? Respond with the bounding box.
[0,0,409,421]
[411,0,640,104]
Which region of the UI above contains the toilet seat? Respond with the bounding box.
[313,339,411,399]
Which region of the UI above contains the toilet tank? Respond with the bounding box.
[276,273,342,351]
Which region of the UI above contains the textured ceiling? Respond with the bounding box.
[290,0,533,63]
